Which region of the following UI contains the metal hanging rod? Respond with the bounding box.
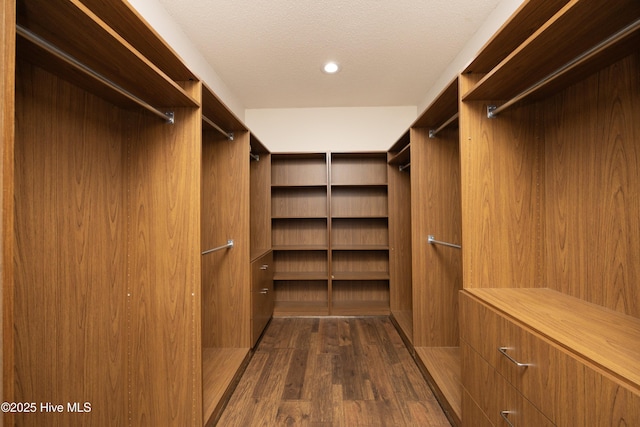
[429,113,459,138]
[488,17,640,118]
[428,235,461,249]
[250,152,260,162]
[202,115,234,140]
[201,239,234,255]
[399,163,410,172]
[16,24,175,124]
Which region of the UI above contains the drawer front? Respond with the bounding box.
[462,342,554,427]
[461,292,585,426]
[462,388,493,427]
[251,252,274,346]
[585,368,640,426]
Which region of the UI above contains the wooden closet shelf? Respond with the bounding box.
[18,0,199,109]
[331,245,389,251]
[272,245,328,251]
[271,183,328,188]
[331,300,390,316]
[412,76,459,129]
[330,182,388,188]
[81,0,197,82]
[274,272,329,281]
[202,348,251,425]
[415,347,462,426]
[463,0,640,102]
[387,143,411,166]
[332,272,390,281]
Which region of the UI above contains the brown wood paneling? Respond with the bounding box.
[127,106,202,425]
[331,153,388,185]
[201,130,251,349]
[459,74,545,290]
[411,127,462,347]
[544,52,640,317]
[14,62,127,426]
[388,161,412,328]
[250,148,271,260]
[2,0,15,420]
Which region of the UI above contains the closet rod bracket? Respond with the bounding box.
[228,132,235,141]
[165,111,175,124]
[487,105,497,119]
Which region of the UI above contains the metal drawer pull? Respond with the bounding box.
[259,288,269,294]
[500,410,515,427]
[260,264,269,270]
[498,347,531,367]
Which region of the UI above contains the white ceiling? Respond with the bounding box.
[156,0,503,109]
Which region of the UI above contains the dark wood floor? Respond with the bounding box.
[217,317,452,426]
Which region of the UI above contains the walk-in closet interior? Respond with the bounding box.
[2,0,639,425]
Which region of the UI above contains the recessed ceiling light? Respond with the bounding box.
[323,61,340,74]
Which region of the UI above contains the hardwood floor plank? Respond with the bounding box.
[283,348,309,400]
[219,317,452,426]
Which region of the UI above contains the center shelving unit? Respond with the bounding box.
[271,152,390,316]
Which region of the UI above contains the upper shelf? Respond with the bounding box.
[17,0,199,110]
[202,82,247,134]
[464,0,570,74]
[412,76,459,129]
[79,0,196,82]
[463,0,640,102]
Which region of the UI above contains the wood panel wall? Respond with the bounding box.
[388,154,412,337]
[14,61,128,426]
[250,151,271,260]
[14,62,203,426]
[126,104,202,425]
[461,52,640,320]
[201,130,251,348]
[1,1,14,423]
[411,127,462,347]
[544,52,640,317]
[459,74,545,290]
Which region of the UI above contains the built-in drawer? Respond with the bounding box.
[584,367,640,425]
[462,387,493,426]
[460,292,584,426]
[251,251,273,347]
[462,342,554,427]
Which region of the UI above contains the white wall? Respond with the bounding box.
[245,106,417,153]
[417,0,523,112]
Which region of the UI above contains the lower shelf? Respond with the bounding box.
[202,347,251,425]
[274,300,329,316]
[415,346,461,426]
[331,300,390,316]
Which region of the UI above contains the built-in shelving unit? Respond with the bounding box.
[271,153,330,315]
[271,152,390,316]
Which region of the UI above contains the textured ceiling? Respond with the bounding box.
[156,0,503,109]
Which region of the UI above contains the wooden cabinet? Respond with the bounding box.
[251,251,274,346]
[271,152,390,315]
[456,0,640,425]
[461,289,640,426]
